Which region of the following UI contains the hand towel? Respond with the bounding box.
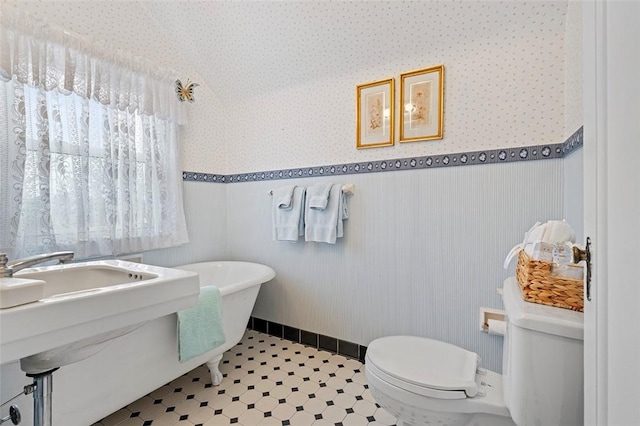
[177,286,226,362]
[305,183,347,244]
[307,183,333,210]
[273,186,306,241]
[273,185,296,210]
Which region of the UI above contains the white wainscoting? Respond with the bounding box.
[224,159,563,373]
[143,180,229,267]
[563,149,584,243]
[0,158,567,422]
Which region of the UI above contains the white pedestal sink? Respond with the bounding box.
[0,260,200,426]
[0,260,200,369]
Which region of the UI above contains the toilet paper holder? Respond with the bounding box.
[480,307,506,334]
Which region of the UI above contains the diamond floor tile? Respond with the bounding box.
[93,330,396,426]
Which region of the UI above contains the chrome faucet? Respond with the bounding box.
[0,251,75,278]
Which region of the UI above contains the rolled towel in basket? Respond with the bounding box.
[504,220,576,269]
[541,220,576,244]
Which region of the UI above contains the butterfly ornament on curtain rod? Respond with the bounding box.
[175,79,199,102]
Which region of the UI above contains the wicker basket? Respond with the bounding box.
[515,250,584,312]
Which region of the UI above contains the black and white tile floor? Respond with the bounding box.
[94,330,397,426]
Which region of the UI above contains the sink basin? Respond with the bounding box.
[19,264,159,299]
[0,260,199,370]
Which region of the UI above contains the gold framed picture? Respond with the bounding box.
[356,78,394,149]
[399,65,444,143]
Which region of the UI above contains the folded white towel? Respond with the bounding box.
[305,183,347,244]
[273,185,296,210]
[273,186,306,241]
[307,183,333,210]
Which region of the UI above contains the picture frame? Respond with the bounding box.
[356,78,394,149]
[399,65,444,143]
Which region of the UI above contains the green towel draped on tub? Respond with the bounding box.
[177,286,226,362]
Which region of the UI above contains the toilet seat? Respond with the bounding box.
[365,336,480,400]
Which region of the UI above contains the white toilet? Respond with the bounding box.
[365,277,584,426]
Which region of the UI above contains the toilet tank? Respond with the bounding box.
[501,277,584,426]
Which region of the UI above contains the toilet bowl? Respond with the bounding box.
[365,277,584,426]
[365,336,515,426]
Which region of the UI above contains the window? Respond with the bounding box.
[0,12,189,259]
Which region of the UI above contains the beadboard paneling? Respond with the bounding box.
[563,149,584,242]
[225,159,563,373]
[143,181,228,267]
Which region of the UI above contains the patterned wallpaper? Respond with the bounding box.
[2,1,577,176]
[155,0,573,174]
[564,1,584,139]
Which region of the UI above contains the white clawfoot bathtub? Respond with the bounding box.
[173,261,276,385]
[0,261,275,426]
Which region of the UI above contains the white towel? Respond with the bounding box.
[273,186,306,241]
[273,185,296,210]
[305,183,348,244]
[541,220,576,244]
[307,183,333,210]
[503,220,577,269]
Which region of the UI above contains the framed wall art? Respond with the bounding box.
[356,78,394,149]
[399,65,444,143]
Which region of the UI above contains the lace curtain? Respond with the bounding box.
[0,11,189,259]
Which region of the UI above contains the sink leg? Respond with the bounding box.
[206,355,224,386]
[27,368,58,426]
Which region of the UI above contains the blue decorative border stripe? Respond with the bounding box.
[181,171,227,183]
[183,127,583,184]
[562,126,583,156]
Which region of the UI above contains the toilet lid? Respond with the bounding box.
[366,336,479,399]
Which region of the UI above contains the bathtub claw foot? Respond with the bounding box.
[206,355,224,386]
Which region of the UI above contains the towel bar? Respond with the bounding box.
[268,184,354,196]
